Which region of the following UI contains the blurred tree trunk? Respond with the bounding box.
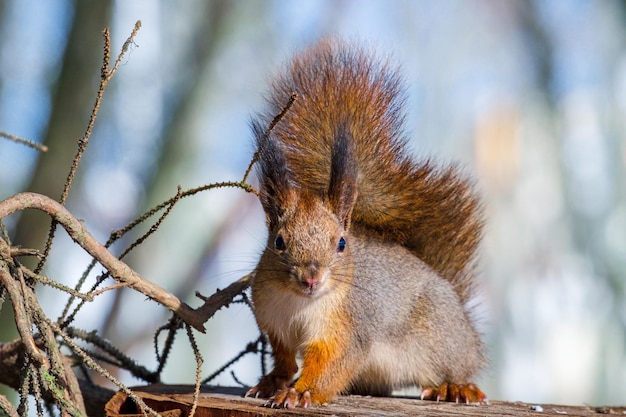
[2,1,113,406]
[102,0,233,338]
[12,1,113,262]
[0,1,5,31]
[144,0,232,206]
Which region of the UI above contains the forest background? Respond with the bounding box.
[1,0,625,409]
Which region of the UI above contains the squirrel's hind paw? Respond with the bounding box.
[420,383,488,404]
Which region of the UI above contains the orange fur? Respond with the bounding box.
[294,328,356,405]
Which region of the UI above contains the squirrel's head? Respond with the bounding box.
[254,122,358,297]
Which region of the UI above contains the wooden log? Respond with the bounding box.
[104,385,626,417]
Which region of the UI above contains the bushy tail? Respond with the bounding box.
[253,39,483,304]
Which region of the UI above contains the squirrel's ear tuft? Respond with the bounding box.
[253,119,294,228]
[328,125,358,231]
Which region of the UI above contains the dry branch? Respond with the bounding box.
[0,131,48,152]
[36,20,142,274]
[1,191,254,332]
[0,18,259,416]
[0,242,46,363]
[0,394,19,417]
[0,338,120,417]
[194,272,253,321]
[0,192,206,332]
[0,192,253,412]
[48,321,162,417]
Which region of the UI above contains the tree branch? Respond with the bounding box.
[0,240,46,363]
[0,192,206,332]
[1,191,254,333]
[194,273,253,322]
[0,339,116,417]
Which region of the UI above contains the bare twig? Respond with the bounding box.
[0,393,19,417]
[61,354,86,417]
[0,192,206,332]
[36,20,143,274]
[48,320,161,417]
[16,261,87,417]
[17,360,30,415]
[107,21,141,81]
[61,180,256,328]
[0,285,6,315]
[0,17,265,415]
[103,180,256,254]
[154,315,182,375]
[230,370,247,387]
[31,368,44,417]
[194,272,253,323]
[0,131,48,152]
[0,338,117,416]
[66,327,158,383]
[202,334,264,384]
[241,92,297,183]
[88,282,130,298]
[118,185,182,260]
[185,324,203,417]
[10,247,44,258]
[22,267,93,301]
[64,20,142,206]
[1,190,254,334]
[0,240,46,363]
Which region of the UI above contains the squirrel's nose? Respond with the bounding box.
[302,261,320,288]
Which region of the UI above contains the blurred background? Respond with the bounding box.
[1,0,625,408]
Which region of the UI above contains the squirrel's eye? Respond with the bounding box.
[274,235,286,251]
[337,236,346,253]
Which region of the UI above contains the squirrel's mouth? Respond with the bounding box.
[293,265,330,297]
[297,279,324,297]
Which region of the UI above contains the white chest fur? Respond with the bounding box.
[252,285,341,352]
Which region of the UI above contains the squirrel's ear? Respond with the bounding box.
[253,120,295,228]
[328,127,358,231]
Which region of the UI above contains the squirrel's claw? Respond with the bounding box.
[245,383,274,399]
[245,374,291,400]
[244,386,261,398]
[263,387,312,409]
[421,383,488,404]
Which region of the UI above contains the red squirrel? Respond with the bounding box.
[246,39,486,408]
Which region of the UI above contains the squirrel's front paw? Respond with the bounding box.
[245,375,289,399]
[264,387,312,409]
[421,382,488,404]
